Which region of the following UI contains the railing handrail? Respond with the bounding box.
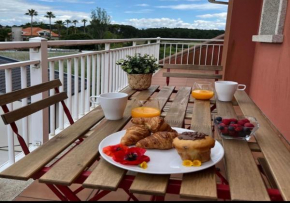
[0,59,40,70]
[0,37,223,50]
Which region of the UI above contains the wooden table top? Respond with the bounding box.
[1,85,290,201]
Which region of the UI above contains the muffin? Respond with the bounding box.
[172,131,215,163]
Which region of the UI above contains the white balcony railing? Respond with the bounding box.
[0,37,223,170]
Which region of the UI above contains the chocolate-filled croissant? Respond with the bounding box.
[131,117,173,133]
[136,131,178,149]
[121,125,151,146]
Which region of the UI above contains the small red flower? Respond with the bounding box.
[102,144,128,157]
[112,147,150,165]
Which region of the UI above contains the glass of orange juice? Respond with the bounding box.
[131,98,161,118]
[191,82,214,100]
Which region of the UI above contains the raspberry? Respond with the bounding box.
[244,123,254,128]
[221,127,228,135]
[235,127,243,132]
[238,120,246,126]
[219,123,226,127]
[222,119,231,125]
[229,131,236,136]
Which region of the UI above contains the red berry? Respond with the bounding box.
[238,120,246,126]
[235,127,243,132]
[244,123,254,127]
[222,119,231,125]
[221,127,229,135]
[219,123,226,127]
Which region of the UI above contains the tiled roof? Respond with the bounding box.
[22,27,59,37]
[0,56,86,99]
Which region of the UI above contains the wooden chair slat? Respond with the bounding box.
[216,100,270,201]
[130,87,191,196]
[2,92,67,125]
[39,86,159,186]
[83,86,174,190]
[180,100,217,200]
[0,106,105,180]
[163,72,223,79]
[0,79,61,106]
[164,64,223,71]
[235,90,290,201]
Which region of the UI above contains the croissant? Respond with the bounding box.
[121,125,151,146]
[136,131,178,149]
[131,117,173,133]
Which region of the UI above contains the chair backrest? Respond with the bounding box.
[0,79,73,155]
[162,64,223,85]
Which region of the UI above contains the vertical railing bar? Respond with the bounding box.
[169,44,172,64]
[211,45,215,66]
[175,44,177,64]
[112,51,116,92]
[163,44,166,65]
[205,45,208,66]
[91,55,96,109]
[181,44,184,64]
[109,51,113,92]
[193,46,196,65]
[5,69,15,164]
[187,44,189,65]
[101,53,105,94]
[67,59,72,113]
[199,45,202,65]
[59,60,64,130]
[80,56,85,116]
[85,55,91,113]
[49,61,55,136]
[73,57,79,120]
[217,45,221,65]
[20,66,29,144]
[97,54,101,96]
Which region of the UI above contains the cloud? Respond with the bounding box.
[156,3,226,10]
[125,9,153,14]
[39,0,94,3]
[0,0,91,26]
[197,12,227,20]
[136,4,149,7]
[114,17,225,30]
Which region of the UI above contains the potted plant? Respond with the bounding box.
[116,53,159,90]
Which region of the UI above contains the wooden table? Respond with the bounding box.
[1,85,290,201]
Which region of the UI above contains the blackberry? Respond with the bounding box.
[228,126,235,131]
[216,117,222,121]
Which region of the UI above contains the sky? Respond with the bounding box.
[0,0,228,30]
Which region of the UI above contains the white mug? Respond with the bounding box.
[215,81,246,102]
[90,92,128,120]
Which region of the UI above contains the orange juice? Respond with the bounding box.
[191,90,214,100]
[131,107,161,118]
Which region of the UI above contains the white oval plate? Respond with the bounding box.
[99,127,224,174]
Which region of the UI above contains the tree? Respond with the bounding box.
[90,7,111,39]
[25,9,38,38]
[45,11,55,38]
[65,19,71,35]
[72,20,78,34]
[55,20,64,38]
[81,19,87,33]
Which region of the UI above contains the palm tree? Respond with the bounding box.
[81,19,87,33]
[72,20,78,34]
[25,9,38,38]
[45,11,55,38]
[55,20,64,38]
[65,19,71,35]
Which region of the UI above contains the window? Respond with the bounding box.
[252,0,288,43]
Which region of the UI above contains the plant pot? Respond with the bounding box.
[127,73,153,90]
